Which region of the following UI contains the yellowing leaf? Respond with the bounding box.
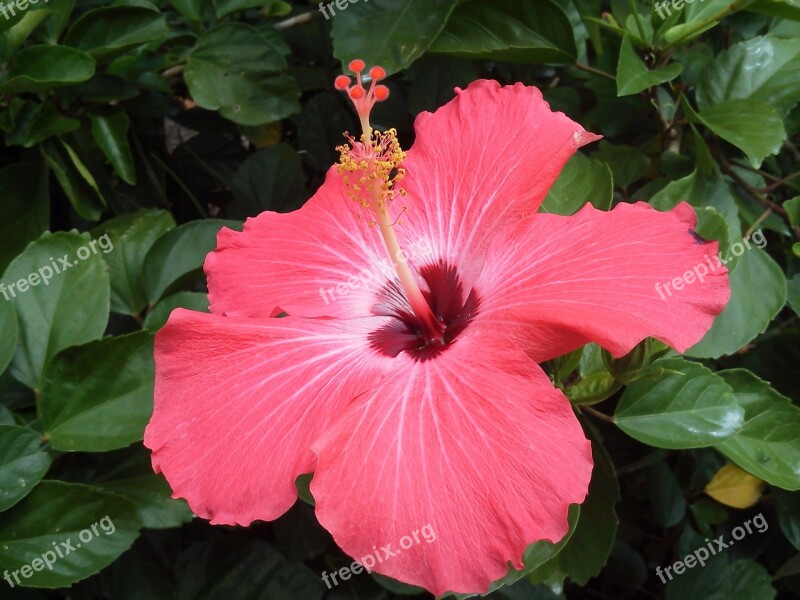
[705,463,764,509]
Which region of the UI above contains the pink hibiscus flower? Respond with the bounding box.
[145,61,729,595]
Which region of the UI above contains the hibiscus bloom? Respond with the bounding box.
[145,61,729,595]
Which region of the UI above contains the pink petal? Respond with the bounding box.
[144,309,394,525]
[479,201,731,359]
[399,80,600,266]
[311,324,593,595]
[205,168,394,319]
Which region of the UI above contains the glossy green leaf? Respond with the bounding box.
[88,108,136,185]
[541,152,613,215]
[40,332,154,452]
[615,358,744,449]
[697,98,786,167]
[94,450,192,529]
[428,0,576,64]
[4,231,110,390]
[0,481,141,588]
[617,35,682,96]
[0,161,49,274]
[64,6,168,57]
[142,219,242,304]
[0,45,95,94]
[714,370,800,490]
[697,36,800,115]
[687,247,786,358]
[0,424,51,512]
[332,0,457,76]
[184,23,300,126]
[92,209,175,316]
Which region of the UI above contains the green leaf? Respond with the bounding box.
[143,291,209,331]
[788,275,800,317]
[142,220,242,304]
[0,161,49,275]
[697,36,800,116]
[0,8,54,60]
[94,450,192,529]
[541,152,613,215]
[4,231,110,390]
[650,462,687,527]
[40,332,154,452]
[332,0,458,76]
[697,98,787,168]
[87,108,136,185]
[185,23,300,126]
[665,559,776,600]
[92,209,175,316]
[428,0,576,64]
[661,0,752,46]
[176,537,326,600]
[590,141,649,187]
[170,0,209,20]
[0,45,95,94]
[529,427,619,587]
[20,103,80,148]
[0,481,141,588]
[0,0,50,35]
[215,0,273,17]
[0,425,51,512]
[40,138,107,221]
[229,144,307,218]
[687,247,786,358]
[617,34,682,96]
[0,293,17,374]
[64,6,168,57]
[785,196,800,229]
[776,491,800,550]
[615,358,744,449]
[714,370,800,490]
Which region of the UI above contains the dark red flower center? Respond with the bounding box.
[369,261,480,361]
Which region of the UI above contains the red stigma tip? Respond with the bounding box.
[334,75,351,90]
[349,86,366,100]
[349,59,366,73]
[369,66,386,80]
[374,85,390,101]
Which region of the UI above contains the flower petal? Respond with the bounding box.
[478,201,730,359]
[205,168,393,319]
[311,324,592,595]
[399,79,600,265]
[144,309,394,525]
